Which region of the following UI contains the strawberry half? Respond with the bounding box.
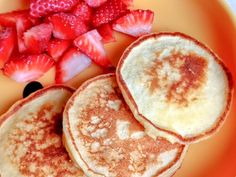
[3,54,55,83]
[92,0,129,27]
[24,23,53,54]
[56,47,91,83]
[74,29,111,67]
[0,10,39,27]
[30,0,79,17]
[0,10,39,53]
[47,39,71,60]
[0,28,16,68]
[16,16,34,53]
[112,9,154,37]
[84,0,107,7]
[97,24,115,43]
[72,1,93,23]
[49,12,88,40]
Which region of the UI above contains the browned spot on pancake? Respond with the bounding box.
[166,53,207,106]
[6,104,83,176]
[76,84,182,177]
[145,52,163,94]
[145,51,208,106]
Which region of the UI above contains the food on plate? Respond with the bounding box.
[92,0,129,27]
[56,47,92,83]
[48,12,88,40]
[0,10,38,27]
[121,0,133,6]
[63,73,187,177]
[72,1,93,23]
[47,39,71,60]
[0,0,234,176]
[23,23,53,54]
[112,9,154,37]
[84,0,107,8]
[0,27,16,68]
[30,0,79,17]
[3,54,55,83]
[0,85,84,177]
[74,29,111,67]
[0,0,154,83]
[97,24,116,43]
[117,32,233,143]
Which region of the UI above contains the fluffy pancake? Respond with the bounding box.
[63,73,187,177]
[0,85,84,177]
[117,32,233,143]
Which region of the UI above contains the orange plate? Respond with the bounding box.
[0,0,235,176]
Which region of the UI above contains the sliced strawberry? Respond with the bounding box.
[0,10,28,26]
[0,10,38,27]
[16,16,34,53]
[72,1,93,23]
[122,0,133,6]
[49,13,88,40]
[0,28,16,68]
[97,24,115,43]
[30,0,79,17]
[84,0,107,7]
[56,47,91,83]
[3,54,55,83]
[112,9,154,37]
[23,23,53,54]
[47,39,71,60]
[92,0,129,27]
[74,29,111,67]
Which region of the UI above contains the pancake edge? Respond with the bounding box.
[63,73,187,177]
[116,32,233,144]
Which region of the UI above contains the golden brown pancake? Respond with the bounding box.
[63,73,187,177]
[116,32,233,143]
[0,85,84,177]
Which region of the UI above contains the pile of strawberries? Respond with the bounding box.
[0,0,154,83]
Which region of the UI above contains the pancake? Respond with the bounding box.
[63,73,187,177]
[116,32,233,143]
[0,85,85,177]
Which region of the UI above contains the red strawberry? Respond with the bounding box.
[0,10,40,53]
[97,24,115,43]
[24,23,53,54]
[30,0,79,17]
[3,54,55,83]
[16,16,34,53]
[47,39,71,59]
[92,0,129,27]
[0,28,16,68]
[122,0,133,6]
[49,13,88,40]
[56,47,91,83]
[72,1,93,22]
[112,9,154,37]
[84,0,107,7]
[0,10,39,27]
[74,29,111,67]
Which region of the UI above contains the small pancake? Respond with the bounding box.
[117,32,233,143]
[0,85,84,177]
[63,73,187,177]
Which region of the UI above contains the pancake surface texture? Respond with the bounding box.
[0,85,84,177]
[63,73,186,177]
[117,33,232,143]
